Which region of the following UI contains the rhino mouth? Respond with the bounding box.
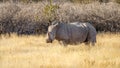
[46,39,53,43]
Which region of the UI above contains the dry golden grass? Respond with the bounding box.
[0,33,120,68]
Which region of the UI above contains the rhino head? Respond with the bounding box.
[46,21,59,43]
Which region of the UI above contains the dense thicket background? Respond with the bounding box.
[0,0,120,35]
[0,0,120,3]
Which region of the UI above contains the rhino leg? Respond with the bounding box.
[62,41,68,46]
[59,41,65,46]
[84,33,96,46]
[87,36,96,46]
[87,30,96,46]
[84,41,90,45]
[84,33,90,45]
[59,40,69,46]
[90,36,96,46]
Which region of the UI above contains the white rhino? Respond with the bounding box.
[46,21,97,46]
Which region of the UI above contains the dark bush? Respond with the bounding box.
[0,2,120,36]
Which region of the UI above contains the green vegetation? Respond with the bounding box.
[43,0,59,21]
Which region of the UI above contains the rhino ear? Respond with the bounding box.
[53,22,59,27]
[51,20,58,26]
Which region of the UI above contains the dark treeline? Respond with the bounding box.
[0,0,120,3]
[0,2,120,36]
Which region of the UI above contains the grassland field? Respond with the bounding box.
[0,33,120,68]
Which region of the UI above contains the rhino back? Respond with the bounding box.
[67,23,89,43]
[56,22,89,43]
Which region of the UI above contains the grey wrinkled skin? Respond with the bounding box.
[46,21,97,46]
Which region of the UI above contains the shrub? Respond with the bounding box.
[43,0,59,21]
[0,3,21,35]
[0,2,120,35]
